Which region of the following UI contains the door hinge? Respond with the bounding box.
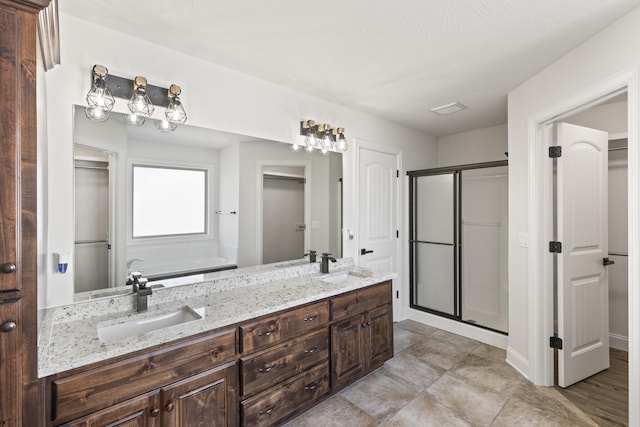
[550,336,563,350]
[396,290,399,299]
[396,230,399,238]
[549,241,562,253]
[549,146,562,158]
[396,170,399,178]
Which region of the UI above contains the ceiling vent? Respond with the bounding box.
[430,102,467,116]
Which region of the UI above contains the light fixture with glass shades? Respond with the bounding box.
[85,64,115,122]
[298,119,348,154]
[127,76,155,121]
[165,84,187,125]
[83,64,187,132]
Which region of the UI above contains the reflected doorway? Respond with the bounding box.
[74,145,114,292]
[262,166,306,264]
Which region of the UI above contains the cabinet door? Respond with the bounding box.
[162,361,238,427]
[0,299,21,426]
[62,391,161,427]
[366,303,394,369]
[330,314,366,389]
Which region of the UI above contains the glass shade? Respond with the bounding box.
[304,132,317,149]
[128,88,155,118]
[85,78,115,122]
[166,97,187,124]
[321,133,333,150]
[124,113,145,126]
[335,134,348,152]
[155,118,178,132]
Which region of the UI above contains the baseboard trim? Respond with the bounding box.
[506,346,531,381]
[609,333,629,352]
[406,308,508,349]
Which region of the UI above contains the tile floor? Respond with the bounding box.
[284,320,605,427]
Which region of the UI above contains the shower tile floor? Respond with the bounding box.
[284,320,618,427]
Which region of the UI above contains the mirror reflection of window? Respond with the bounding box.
[132,165,207,238]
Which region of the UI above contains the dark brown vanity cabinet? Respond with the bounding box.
[330,281,393,390]
[0,1,49,426]
[239,301,331,427]
[46,281,394,427]
[51,329,238,426]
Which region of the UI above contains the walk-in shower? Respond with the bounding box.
[408,160,508,334]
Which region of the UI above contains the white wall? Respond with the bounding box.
[437,124,508,167]
[507,7,639,410]
[40,13,438,307]
[217,144,239,262]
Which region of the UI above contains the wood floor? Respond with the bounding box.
[557,348,629,426]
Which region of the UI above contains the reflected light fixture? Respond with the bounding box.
[85,64,115,122]
[124,112,145,126]
[127,76,154,119]
[298,120,348,153]
[155,119,178,132]
[165,84,187,124]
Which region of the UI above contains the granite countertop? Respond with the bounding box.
[38,259,396,378]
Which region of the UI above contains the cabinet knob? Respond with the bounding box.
[165,402,174,412]
[1,322,17,333]
[1,263,16,274]
[150,408,160,417]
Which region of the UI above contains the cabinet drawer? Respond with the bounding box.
[52,328,236,424]
[240,301,328,353]
[330,281,392,321]
[241,329,328,397]
[241,361,330,427]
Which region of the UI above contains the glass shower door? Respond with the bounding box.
[410,172,457,316]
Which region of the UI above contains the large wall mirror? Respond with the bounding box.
[72,105,343,296]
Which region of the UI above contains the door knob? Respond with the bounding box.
[1,263,16,274]
[603,257,615,266]
[360,249,373,255]
[1,322,17,333]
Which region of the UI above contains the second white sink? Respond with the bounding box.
[97,306,205,343]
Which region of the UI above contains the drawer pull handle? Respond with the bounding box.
[258,328,277,337]
[304,345,318,354]
[258,363,278,373]
[303,314,318,322]
[304,381,319,391]
[165,402,174,412]
[0,322,17,333]
[150,408,160,417]
[259,405,276,416]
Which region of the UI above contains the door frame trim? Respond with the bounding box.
[527,67,638,425]
[354,139,403,320]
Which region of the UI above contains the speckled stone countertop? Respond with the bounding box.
[38,258,396,378]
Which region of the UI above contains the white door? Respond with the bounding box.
[358,148,398,313]
[556,122,610,388]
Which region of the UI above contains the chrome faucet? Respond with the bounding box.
[126,271,152,312]
[320,253,337,273]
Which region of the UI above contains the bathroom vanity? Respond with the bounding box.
[38,261,395,426]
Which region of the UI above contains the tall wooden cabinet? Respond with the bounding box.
[0,1,50,426]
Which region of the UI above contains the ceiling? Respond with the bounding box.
[60,0,640,137]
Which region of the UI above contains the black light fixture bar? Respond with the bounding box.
[103,74,171,108]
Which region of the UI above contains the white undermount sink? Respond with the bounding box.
[97,306,205,343]
[319,271,351,283]
[319,269,373,284]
